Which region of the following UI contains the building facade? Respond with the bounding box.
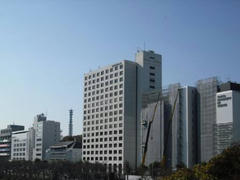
[215,82,240,155]
[82,50,162,171]
[0,125,24,160]
[11,130,30,161]
[197,77,219,162]
[141,91,164,166]
[32,114,61,161]
[46,141,82,162]
[177,86,198,168]
[82,60,137,172]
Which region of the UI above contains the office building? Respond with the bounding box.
[197,77,219,162]
[0,125,24,160]
[11,130,30,161]
[82,60,137,172]
[82,50,162,171]
[32,113,61,161]
[46,141,82,162]
[215,82,240,155]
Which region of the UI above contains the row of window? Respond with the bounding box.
[13,148,26,152]
[84,90,123,102]
[83,110,123,120]
[83,143,122,150]
[83,123,123,131]
[83,135,123,143]
[84,84,123,95]
[84,108,123,115]
[85,71,123,83]
[84,97,123,108]
[85,65,123,80]
[13,143,26,147]
[82,156,122,161]
[84,107,123,115]
[84,77,124,88]
[84,95,123,104]
[84,116,123,126]
[83,130,123,138]
[83,130,123,137]
[13,153,25,156]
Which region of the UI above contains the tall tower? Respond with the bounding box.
[69,109,73,136]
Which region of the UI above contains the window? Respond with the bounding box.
[150,73,155,76]
[150,66,155,69]
[150,85,155,89]
[150,79,155,82]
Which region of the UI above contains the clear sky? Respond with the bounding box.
[0,0,239,136]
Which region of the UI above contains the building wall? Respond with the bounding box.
[141,99,164,166]
[135,50,162,93]
[215,90,240,155]
[168,83,181,168]
[123,61,138,169]
[82,61,133,171]
[32,115,60,161]
[178,86,198,168]
[232,91,240,143]
[11,131,30,161]
[197,77,218,162]
[0,125,24,160]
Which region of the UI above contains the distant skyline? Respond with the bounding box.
[0,0,240,135]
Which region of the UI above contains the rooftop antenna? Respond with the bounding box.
[144,41,146,51]
[45,109,48,118]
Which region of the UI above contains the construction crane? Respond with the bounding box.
[141,89,179,167]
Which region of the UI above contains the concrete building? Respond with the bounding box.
[11,130,30,161]
[46,141,82,162]
[197,77,219,162]
[32,114,61,161]
[82,50,162,171]
[177,86,198,168]
[141,90,164,166]
[0,125,24,160]
[136,50,162,93]
[82,60,137,172]
[215,82,240,155]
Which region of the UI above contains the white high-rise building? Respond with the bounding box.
[215,82,240,155]
[32,114,61,161]
[82,50,162,171]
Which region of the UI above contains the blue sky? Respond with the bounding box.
[0,0,239,135]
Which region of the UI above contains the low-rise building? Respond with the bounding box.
[0,125,24,160]
[46,141,82,162]
[11,130,30,161]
